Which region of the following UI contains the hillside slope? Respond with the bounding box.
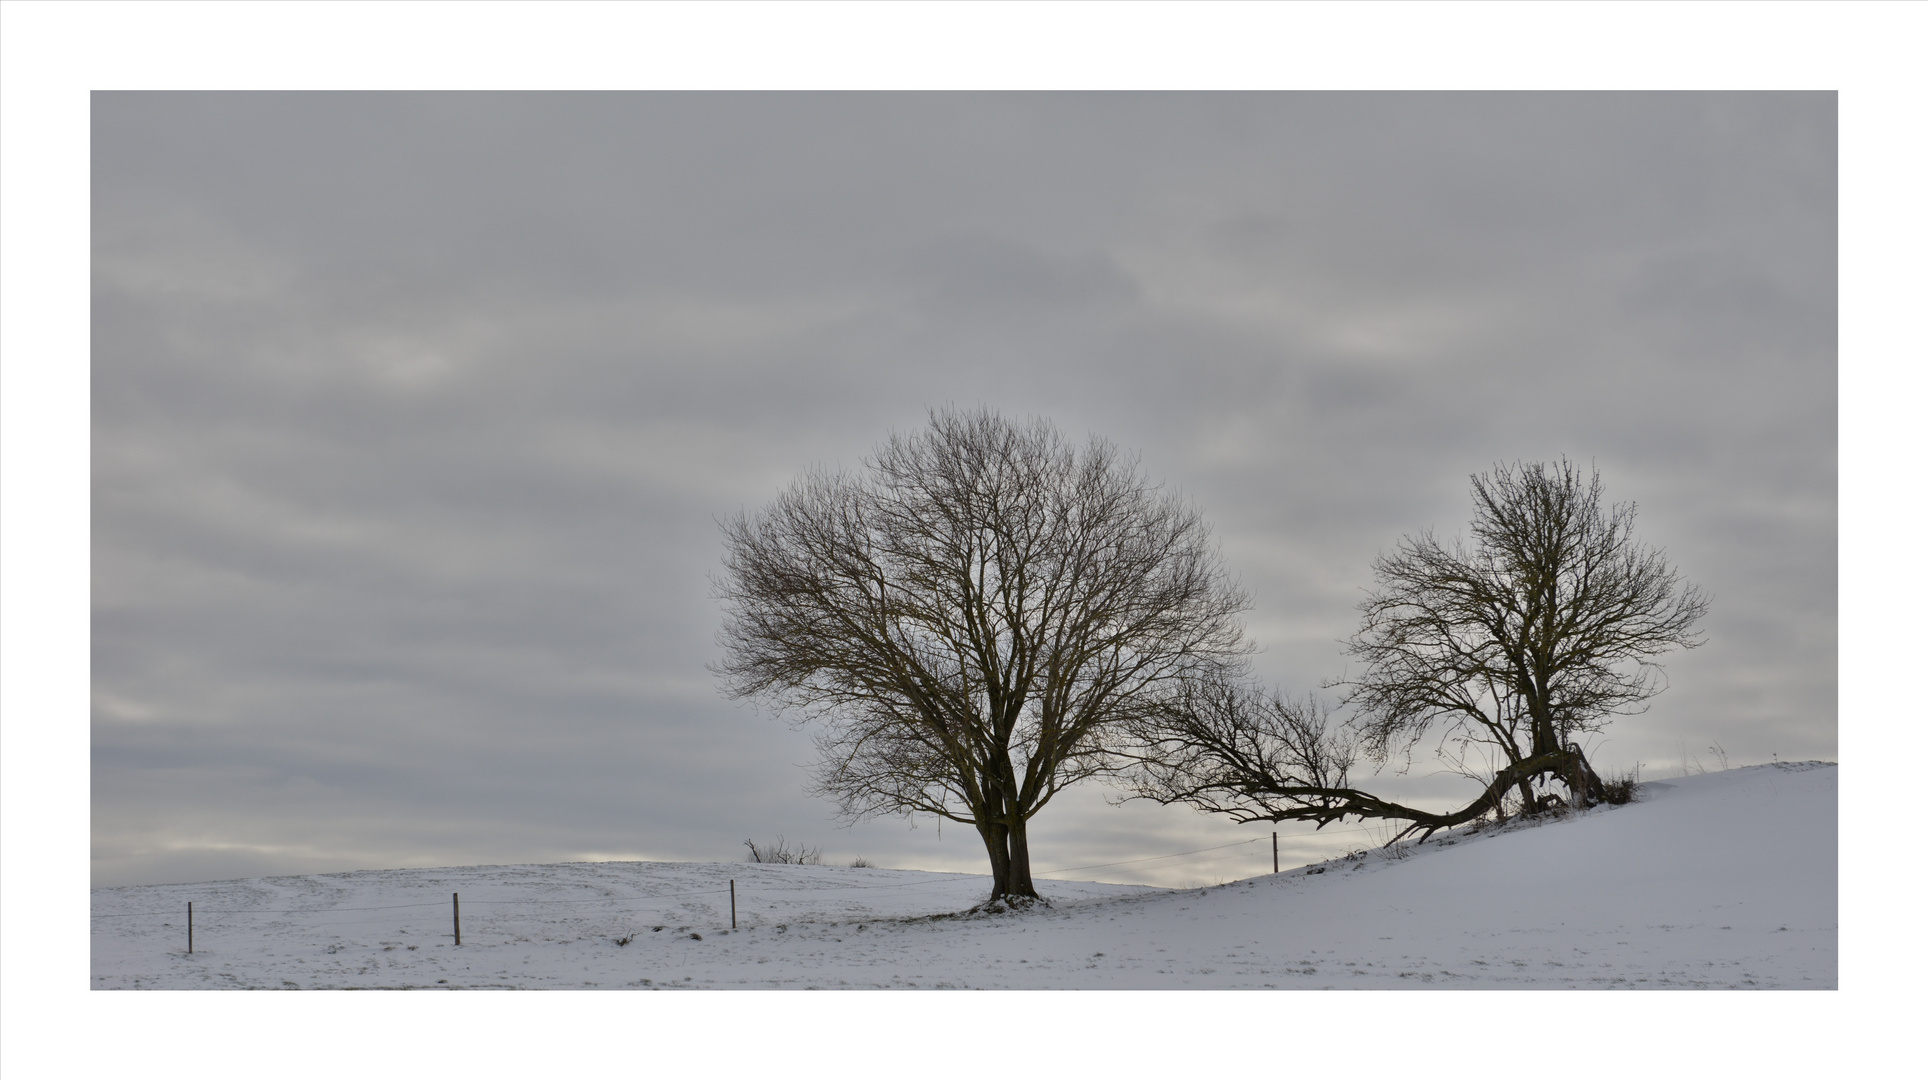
[91,762,1836,989]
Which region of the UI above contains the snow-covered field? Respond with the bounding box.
[91,762,1835,990]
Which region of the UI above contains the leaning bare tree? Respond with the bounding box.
[1127,459,1708,842]
[713,409,1251,903]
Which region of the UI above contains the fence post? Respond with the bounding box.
[188,901,194,955]
[1273,832,1278,874]
[730,880,737,929]
[453,892,461,946]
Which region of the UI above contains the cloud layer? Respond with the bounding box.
[92,93,1835,887]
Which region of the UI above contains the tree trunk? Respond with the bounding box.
[1004,816,1040,900]
[978,820,1012,899]
[1562,742,1608,807]
[976,817,1041,901]
[1197,744,1618,843]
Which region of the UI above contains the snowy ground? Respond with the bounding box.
[91,762,1835,989]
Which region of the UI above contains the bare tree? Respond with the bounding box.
[743,837,822,865]
[1123,680,1365,826]
[713,409,1251,902]
[1127,460,1708,840]
[1347,459,1709,810]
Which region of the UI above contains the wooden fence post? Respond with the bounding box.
[188,901,193,955]
[453,892,461,946]
[1273,832,1278,874]
[730,880,737,929]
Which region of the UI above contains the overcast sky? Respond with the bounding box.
[91,92,1835,889]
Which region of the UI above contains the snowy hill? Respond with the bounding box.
[90,762,1835,989]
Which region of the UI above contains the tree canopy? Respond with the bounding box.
[1128,459,1708,840]
[713,409,1250,901]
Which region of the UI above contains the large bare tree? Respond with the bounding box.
[1128,459,1709,841]
[713,409,1251,902]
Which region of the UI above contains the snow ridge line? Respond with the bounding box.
[92,836,1288,918]
[99,799,1617,921]
[90,872,1040,920]
[90,889,718,919]
[86,822,1442,920]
